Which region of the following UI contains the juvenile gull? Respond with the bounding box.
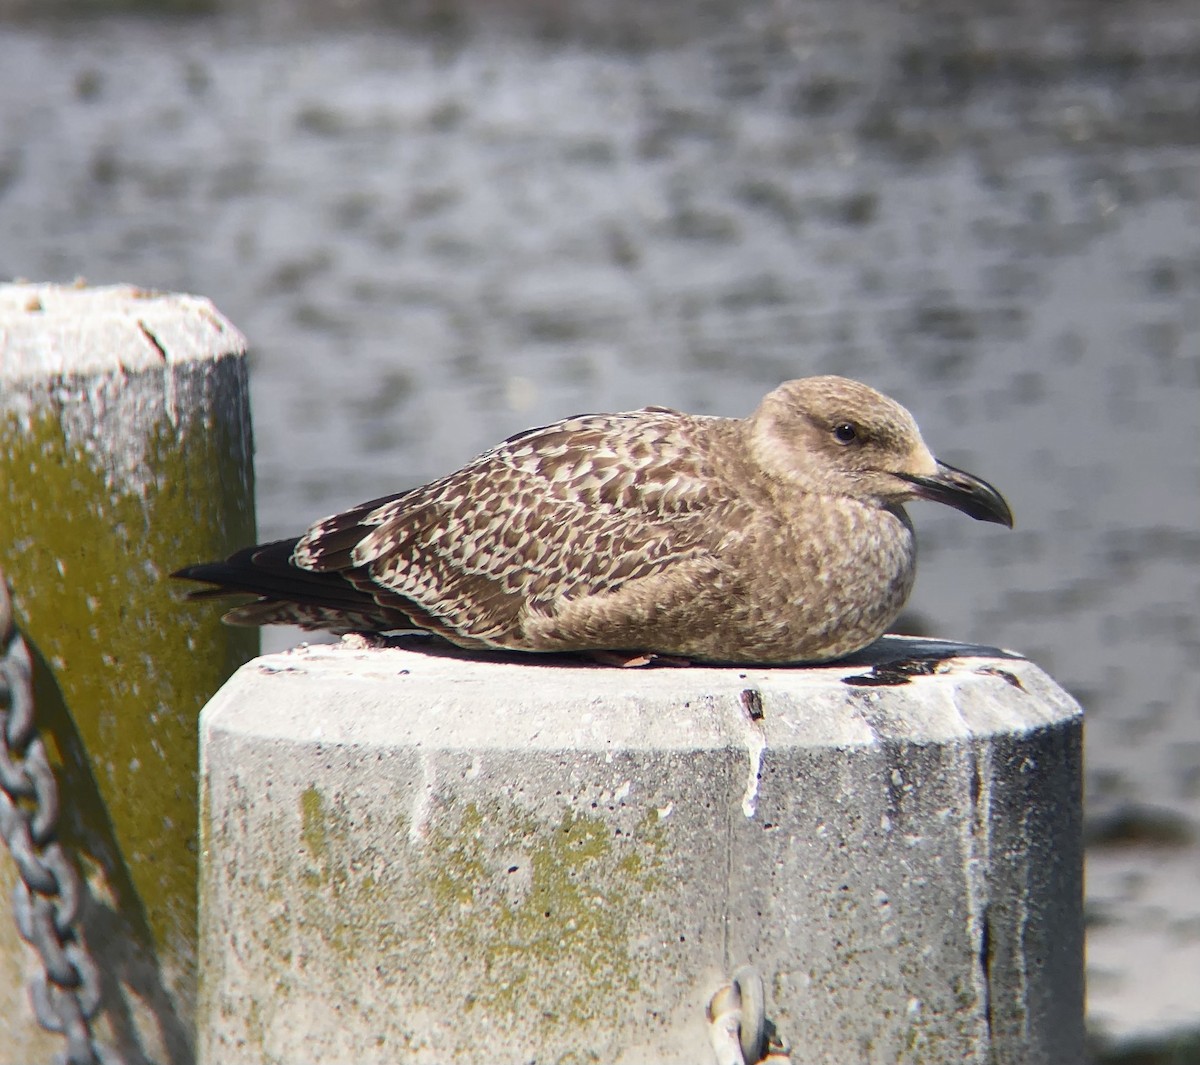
[174,376,1012,665]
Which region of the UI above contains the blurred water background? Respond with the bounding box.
[1,0,1197,1058]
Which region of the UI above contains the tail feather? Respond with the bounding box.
[174,539,359,604]
[172,537,410,632]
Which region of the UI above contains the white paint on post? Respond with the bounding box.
[739,718,766,819]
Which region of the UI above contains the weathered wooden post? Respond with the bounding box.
[0,282,257,1064]
[198,636,1084,1064]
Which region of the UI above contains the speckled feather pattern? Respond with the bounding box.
[290,409,755,649]
[178,377,1010,664]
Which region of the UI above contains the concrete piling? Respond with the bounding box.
[198,635,1084,1065]
[0,282,257,1064]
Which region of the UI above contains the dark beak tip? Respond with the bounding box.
[906,461,1014,529]
[991,506,1016,530]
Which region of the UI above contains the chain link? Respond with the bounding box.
[1,573,117,1065]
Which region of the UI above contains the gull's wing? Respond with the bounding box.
[289,408,748,647]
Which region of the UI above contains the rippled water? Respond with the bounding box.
[2,2,1198,1046]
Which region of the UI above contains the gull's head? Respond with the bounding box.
[748,375,1014,527]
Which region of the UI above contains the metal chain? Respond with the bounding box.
[0,573,117,1065]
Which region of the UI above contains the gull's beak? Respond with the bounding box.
[899,460,1014,527]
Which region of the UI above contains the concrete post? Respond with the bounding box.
[199,635,1084,1065]
[0,283,257,1064]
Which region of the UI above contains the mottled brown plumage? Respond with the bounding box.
[174,376,1012,664]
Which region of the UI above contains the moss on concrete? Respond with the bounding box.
[300,786,329,863]
[0,371,256,975]
[276,783,671,1056]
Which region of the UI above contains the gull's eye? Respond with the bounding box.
[833,423,858,444]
